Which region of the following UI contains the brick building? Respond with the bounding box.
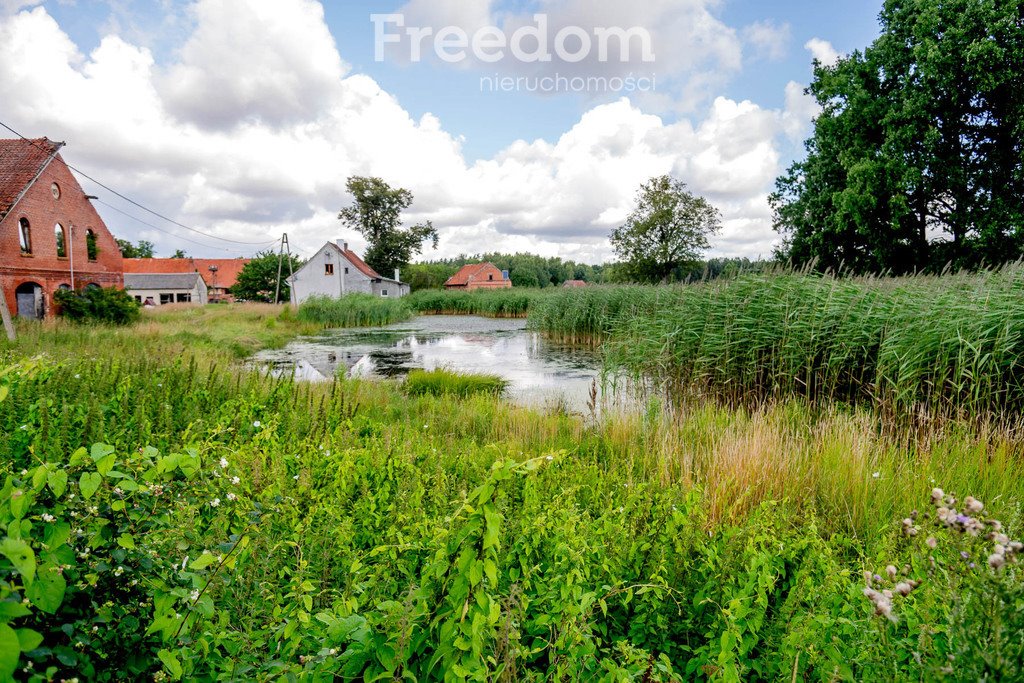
[444,262,512,290]
[0,138,123,319]
[123,258,250,303]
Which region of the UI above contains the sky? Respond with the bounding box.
[0,0,882,262]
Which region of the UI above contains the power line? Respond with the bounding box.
[93,198,277,255]
[0,119,280,247]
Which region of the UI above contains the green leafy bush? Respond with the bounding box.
[54,288,140,326]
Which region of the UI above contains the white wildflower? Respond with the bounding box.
[253,420,261,428]
[231,476,240,485]
[209,498,220,508]
[219,457,229,469]
[41,513,56,523]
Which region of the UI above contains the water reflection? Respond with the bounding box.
[252,315,609,410]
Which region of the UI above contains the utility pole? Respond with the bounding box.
[0,286,15,341]
[68,222,75,290]
[273,233,294,306]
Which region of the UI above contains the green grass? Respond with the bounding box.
[405,368,509,398]
[407,288,549,317]
[296,293,414,328]
[2,297,1023,680]
[529,267,1024,420]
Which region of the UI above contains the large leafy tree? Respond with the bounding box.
[338,177,438,278]
[231,251,303,303]
[772,0,1024,273]
[610,175,721,284]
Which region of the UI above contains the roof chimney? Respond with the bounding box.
[336,239,348,251]
[394,268,400,282]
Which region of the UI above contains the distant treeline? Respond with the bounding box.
[404,253,770,290]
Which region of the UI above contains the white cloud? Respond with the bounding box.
[0,0,41,15]
[804,37,841,67]
[0,2,804,262]
[742,20,791,62]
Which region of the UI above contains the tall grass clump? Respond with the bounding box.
[407,288,547,317]
[527,285,663,344]
[587,266,1024,420]
[297,294,413,328]
[405,368,509,397]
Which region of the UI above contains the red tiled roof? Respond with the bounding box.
[333,243,381,279]
[563,280,588,288]
[0,138,63,221]
[445,263,495,287]
[123,258,251,289]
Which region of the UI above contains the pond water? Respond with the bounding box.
[252,316,613,411]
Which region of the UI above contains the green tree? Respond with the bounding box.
[231,251,303,303]
[772,0,1024,273]
[338,177,438,278]
[54,287,140,325]
[169,249,188,259]
[610,175,721,284]
[116,239,155,259]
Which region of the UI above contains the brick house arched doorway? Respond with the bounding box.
[15,281,44,319]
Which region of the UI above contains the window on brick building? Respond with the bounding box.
[55,224,67,258]
[86,229,98,261]
[18,218,31,254]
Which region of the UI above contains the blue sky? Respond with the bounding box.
[0,0,885,261]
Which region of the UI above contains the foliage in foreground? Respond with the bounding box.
[297,294,414,328]
[1,352,1023,680]
[53,287,140,326]
[404,368,508,398]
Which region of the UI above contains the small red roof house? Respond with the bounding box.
[0,137,123,319]
[444,262,511,290]
[123,258,251,303]
[562,280,588,288]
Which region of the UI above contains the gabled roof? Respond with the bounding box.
[124,272,206,290]
[123,258,250,289]
[445,262,500,287]
[330,242,381,279]
[0,137,63,221]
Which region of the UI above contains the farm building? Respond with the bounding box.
[562,280,588,288]
[0,137,123,319]
[123,258,250,303]
[124,272,209,307]
[444,263,511,290]
[289,240,409,305]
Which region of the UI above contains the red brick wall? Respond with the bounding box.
[0,154,123,318]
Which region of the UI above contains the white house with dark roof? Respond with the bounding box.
[124,272,208,306]
[288,240,410,305]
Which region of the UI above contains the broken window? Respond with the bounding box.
[176,293,192,303]
[55,224,66,258]
[160,293,173,305]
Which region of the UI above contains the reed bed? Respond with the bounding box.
[407,288,549,317]
[529,267,1024,420]
[296,294,414,327]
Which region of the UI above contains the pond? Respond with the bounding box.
[252,315,616,411]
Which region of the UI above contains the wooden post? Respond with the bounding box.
[0,285,16,341]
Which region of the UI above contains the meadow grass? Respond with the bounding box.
[296,293,414,328]
[0,302,321,363]
[2,301,1023,679]
[404,368,509,398]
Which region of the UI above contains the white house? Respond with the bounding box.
[289,240,410,305]
[124,272,209,307]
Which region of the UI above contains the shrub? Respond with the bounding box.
[54,288,140,326]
